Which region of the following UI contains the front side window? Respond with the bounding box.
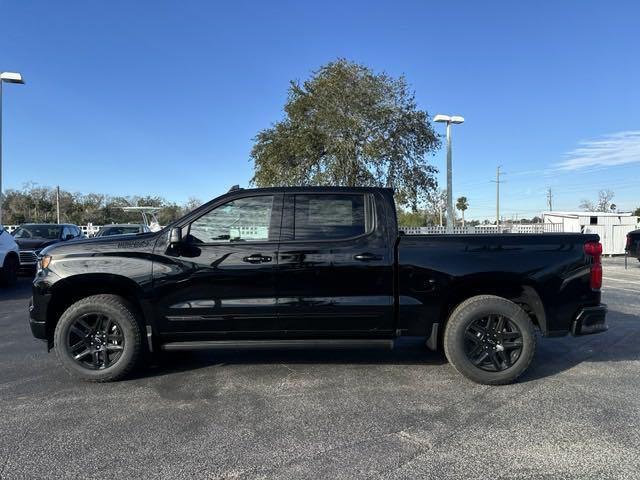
[293,194,368,240]
[189,195,274,243]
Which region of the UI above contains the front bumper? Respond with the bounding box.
[571,305,608,335]
[29,287,51,340]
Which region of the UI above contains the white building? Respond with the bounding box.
[542,211,639,254]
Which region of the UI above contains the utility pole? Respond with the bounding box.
[546,188,553,211]
[491,166,504,227]
[56,185,60,224]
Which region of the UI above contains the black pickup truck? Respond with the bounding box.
[29,187,607,385]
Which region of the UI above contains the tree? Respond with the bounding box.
[184,197,202,212]
[579,189,615,212]
[251,59,440,210]
[634,207,640,216]
[397,210,427,228]
[427,189,447,226]
[456,196,469,227]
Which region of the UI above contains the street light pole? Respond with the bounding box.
[434,114,464,233]
[445,121,453,233]
[0,71,25,225]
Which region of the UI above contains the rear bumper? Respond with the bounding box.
[571,305,608,335]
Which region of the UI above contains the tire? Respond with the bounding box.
[54,294,143,382]
[443,295,536,385]
[0,254,19,286]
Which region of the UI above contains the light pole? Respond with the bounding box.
[0,71,25,225]
[433,114,464,233]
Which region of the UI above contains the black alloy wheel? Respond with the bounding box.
[443,295,536,385]
[66,313,125,370]
[463,314,523,372]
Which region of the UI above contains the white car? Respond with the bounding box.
[0,225,20,286]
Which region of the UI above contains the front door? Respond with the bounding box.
[153,193,283,341]
[276,192,394,337]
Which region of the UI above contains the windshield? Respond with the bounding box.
[97,226,141,237]
[13,225,62,240]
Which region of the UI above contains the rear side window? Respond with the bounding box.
[293,194,369,240]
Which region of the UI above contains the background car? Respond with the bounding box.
[12,223,83,269]
[0,225,20,285]
[94,223,150,237]
[626,229,640,262]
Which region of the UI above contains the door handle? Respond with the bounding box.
[354,253,382,261]
[242,254,272,264]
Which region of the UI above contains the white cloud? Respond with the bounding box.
[556,131,640,171]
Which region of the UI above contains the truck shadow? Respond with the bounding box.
[142,337,449,380]
[521,310,640,383]
[139,311,640,383]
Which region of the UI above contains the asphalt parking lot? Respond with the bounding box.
[1,258,639,479]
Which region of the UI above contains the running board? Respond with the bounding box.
[160,339,394,352]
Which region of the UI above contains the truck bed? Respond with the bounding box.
[396,233,601,338]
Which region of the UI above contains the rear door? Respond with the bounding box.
[276,191,394,337]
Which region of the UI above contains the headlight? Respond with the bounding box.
[37,255,52,271]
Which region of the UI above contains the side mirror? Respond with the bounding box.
[65,234,74,240]
[170,227,182,246]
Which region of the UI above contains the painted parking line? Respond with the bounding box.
[603,276,640,286]
[604,286,640,294]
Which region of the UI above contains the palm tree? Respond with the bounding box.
[456,196,469,227]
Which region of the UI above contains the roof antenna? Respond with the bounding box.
[228,184,241,192]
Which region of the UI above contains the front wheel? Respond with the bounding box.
[444,295,536,385]
[54,294,143,382]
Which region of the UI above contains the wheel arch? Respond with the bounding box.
[46,273,148,347]
[430,275,547,351]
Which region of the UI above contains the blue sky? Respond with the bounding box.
[1,0,639,219]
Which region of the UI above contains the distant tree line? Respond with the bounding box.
[1,183,202,226]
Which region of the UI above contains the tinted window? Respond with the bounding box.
[189,195,274,243]
[293,194,367,240]
[13,225,62,240]
[99,226,141,237]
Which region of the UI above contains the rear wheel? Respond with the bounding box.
[54,294,142,382]
[0,254,19,286]
[444,295,536,385]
